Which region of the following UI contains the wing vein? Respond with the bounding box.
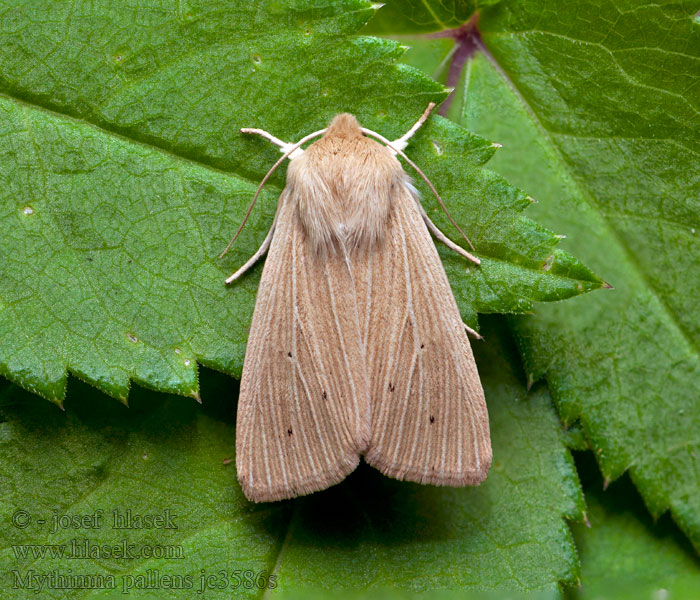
[292,222,333,474]
[324,251,361,444]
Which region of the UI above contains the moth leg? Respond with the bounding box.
[225,222,276,284]
[414,201,480,265]
[241,128,305,160]
[463,322,483,340]
[389,102,436,153]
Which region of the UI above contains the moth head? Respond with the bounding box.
[324,113,363,140]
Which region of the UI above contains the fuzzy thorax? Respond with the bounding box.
[286,113,406,254]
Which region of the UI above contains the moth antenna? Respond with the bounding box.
[219,127,327,259]
[361,127,477,252]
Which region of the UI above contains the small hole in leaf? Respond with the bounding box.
[432,140,443,156]
[252,54,262,64]
[22,206,34,215]
[127,333,138,343]
[184,359,191,367]
[174,348,182,354]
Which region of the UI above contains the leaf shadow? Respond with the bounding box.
[288,463,466,547]
[574,450,700,564]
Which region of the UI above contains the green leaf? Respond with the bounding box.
[0,0,602,404]
[375,0,700,550]
[0,371,291,599]
[0,316,583,596]
[570,454,700,599]
[362,0,478,34]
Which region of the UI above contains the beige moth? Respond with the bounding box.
[223,104,491,502]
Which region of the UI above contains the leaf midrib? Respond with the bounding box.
[475,32,700,363]
[0,91,265,190]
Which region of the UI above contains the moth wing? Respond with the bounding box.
[357,182,491,486]
[236,191,370,502]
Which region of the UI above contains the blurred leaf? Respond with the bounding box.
[363,0,478,33]
[569,453,700,599]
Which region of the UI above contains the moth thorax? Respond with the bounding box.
[288,150,402,254]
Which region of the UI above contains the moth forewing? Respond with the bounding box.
[356,174,491,486]
[235,186,371,503]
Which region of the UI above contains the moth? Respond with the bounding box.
[223,104,491,502]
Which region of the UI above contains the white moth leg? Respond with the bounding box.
[242,126,327,160]
[463,322,483,340]
[221,127,329,278]
[389,102,436,154]
[225,221,276,284]
[241,128,305,159]
[415,201,480,265]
